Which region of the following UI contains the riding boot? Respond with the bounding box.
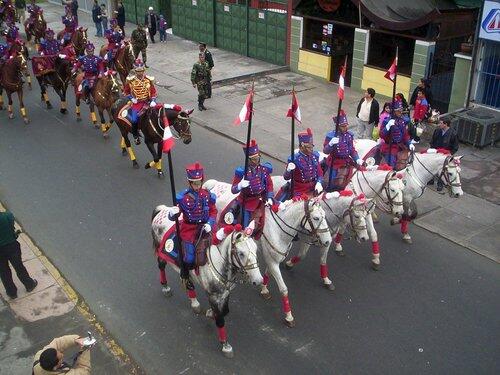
[200,97,207,111]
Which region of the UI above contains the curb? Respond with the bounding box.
[0,202,143,375]
[212,66,289,87]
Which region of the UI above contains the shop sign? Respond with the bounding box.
[479,0,500,42]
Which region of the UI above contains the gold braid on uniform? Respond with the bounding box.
[126,75,155,100]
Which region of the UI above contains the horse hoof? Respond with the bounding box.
[284,261,294,271]
[76,117,82,122]
[103,132,109,139]
[403,236,412,244]
[46,102,53,109]
[23,118,30,125]
[60,108,67,114]
[94,123,99,129]
[205,308,214,319]
[157,171,164,178]
[335,250,346,257]
[323,282,335,291]
[145,162,151,169]
[371,262,380,271]
[161,285,173,297]
[390,218,400,226]
[132,161,139,169]
[121,149,127,156]
[8,114,14,119]
[260,291,271,300]
[191,303,203,315]
[221,342,234,358]
[284,318,296,328]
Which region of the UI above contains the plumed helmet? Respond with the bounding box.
[186,162,204,181]
[85,42,95,53]
[45,28,55,37]
[298,127,313,145]
[133,58,145,71]
[243,139,259,157]
[393,101,403,111]
[110,18,118,27]
[333,110,349,126]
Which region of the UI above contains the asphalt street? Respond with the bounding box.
[1,88,499,375]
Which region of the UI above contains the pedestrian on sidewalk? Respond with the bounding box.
[115,0,125,36]
[144,6,158,43]
[158,14,167,42]
[91,0,102,37]
[410,78,433,108]
[131,23,148,67]
[191,53,211,111]
[33,334,92,374]
[355,88,379,139]
[15,0,26,24]
[100,3,108,34]
[199,42,213,98]
[375,102,392,141]
[430,118,459,193]
[0,210,37,299]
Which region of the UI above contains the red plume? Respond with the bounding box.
[377,164,392,171]
[234,224,242,232]
[339,190,353,197]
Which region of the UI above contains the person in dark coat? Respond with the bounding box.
[430,118,459,192]
[144,7,158,43]
[199,42,213,98]
[0,210,38,299]
[410,78,433,108]
[91,0,102,37]
[63,0,79,25]
[115,0,126,36]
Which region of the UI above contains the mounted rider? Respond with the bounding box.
[323,110,363,191]
[71,42,104,104]
[38,29,60,56]
[121,58,157,144]
[380,101,414,170]
[168,162,218,288]
[228,140,274,230]
[0,0,15,25]
[60,6,77,46]
[281,128,323,199]
[104,18,124,68]
[3,24,24,57]
[25,0,43,33]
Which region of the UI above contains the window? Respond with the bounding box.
[302,18,335,55]
[367,31,415,76]
[476,40,500,109]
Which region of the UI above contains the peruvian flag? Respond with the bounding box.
[337,63,346,100]
[384,50,398,82]
[233,90,254,125]
[286,91,302,123]
[162,116,175,153]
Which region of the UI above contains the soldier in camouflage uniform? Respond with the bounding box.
[131,24,148,68]
[191,53,211,111]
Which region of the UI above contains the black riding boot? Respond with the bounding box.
[200,97,207,111]
[198,95,203,111]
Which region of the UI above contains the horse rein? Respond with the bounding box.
[321,195,367,238]
[352,170,403,214]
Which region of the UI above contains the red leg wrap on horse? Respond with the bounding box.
[263,273,269,286]
[291,256,301,264]
[320,264,328,278]
[401,220,409,234]
[187,289,197,299]
[217,326,227,343]
[372,241,380,255]
[281,295,291,313]
[159,270,167,284]
[335,233,343,243]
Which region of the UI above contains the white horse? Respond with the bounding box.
[356,140,464,243]
[203,180,332,327]
[274,166,404,270]
[151,205,263,358]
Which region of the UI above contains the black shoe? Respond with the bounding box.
[26,279,38,293]
[198,104,204,111]
[7,292,17,299]
[134,137,141,145]
[201,104,207,110]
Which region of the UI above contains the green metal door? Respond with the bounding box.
[215,2,247,56]
[172,0,214,45]
[248,8,286,65]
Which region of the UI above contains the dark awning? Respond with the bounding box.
[350,0,458,30]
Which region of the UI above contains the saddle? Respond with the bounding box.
[219,197,266,240]
[193,230,211,268]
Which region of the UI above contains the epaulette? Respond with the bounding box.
[234,166,245,178]
[313,150,321,159]
[262,162,273,174]
[176,189,189,202]
[126,75,135,82]
[146,75,155,81]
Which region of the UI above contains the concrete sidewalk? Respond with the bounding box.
[0,204,140,374]
[32,3,500,265]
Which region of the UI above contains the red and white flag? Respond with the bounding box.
[233,90,254,125]
[286,91,302,123]
[337,63,346,100]
[162,116,175,153]
[384,52,398,82]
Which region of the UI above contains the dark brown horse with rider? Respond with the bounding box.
[111,99,193,176]
[0,52,30,123]
[24,11,46,47]
[99,42,134,84]
[57,27,88,57]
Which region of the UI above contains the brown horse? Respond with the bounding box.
[111,99,193,177]
[9,40,32,90]
[74,70,122,137]
[34,55,74,113]
[57,27,87,57]
[24,12,46,48]
[99,42,134,84]
[0,53,30,123]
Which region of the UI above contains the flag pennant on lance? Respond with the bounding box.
[234,90,254,125]
[162,116,175,153]
[384,52,398,82]
[337,62,346,100]
[286,90,302,124]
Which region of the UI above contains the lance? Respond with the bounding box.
[241,81,255,225]
[290,85,296,197]
[390,46,399,166]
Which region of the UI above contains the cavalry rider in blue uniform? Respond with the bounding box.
[379,101,414,170]
[61,6,77,46]
[323,110,363,191]
[168,162,217,288]
[25,0,43,34]
[104,19,124,68]
[282,128,323,199]
[229,140,274,230]
[71,42,104,104]
[38,29,60,56]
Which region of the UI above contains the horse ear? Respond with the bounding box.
[185,108,194,116]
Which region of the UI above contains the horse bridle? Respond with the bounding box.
[207,231,258,287]
[409,153,461,197]
[156,108,192,140]
[322,195,367,236]
[351,170,403,214]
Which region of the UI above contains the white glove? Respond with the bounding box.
[385,119,395,131]
[131,97,138,104]
[203,223,211,233]
[409,143,415,151]
[266,198,274,206]
[169,206,180,217]
[40,52,44,56]
[356,158,363,166]
[329,137,340,146]
[286,162,296,172]
[215,227,226,241]
[58,54,66,58]
[315,182,323,194]
[237,179,250,190]
[149,101,157,108]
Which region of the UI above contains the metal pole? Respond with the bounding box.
[241,81,254,225]
[465,5,484,108]
[290,86,295,197]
